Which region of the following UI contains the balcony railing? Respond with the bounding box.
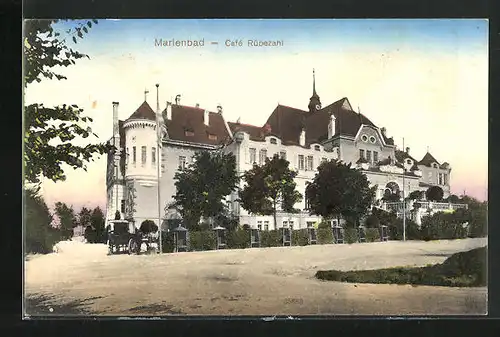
[381,201,468,214]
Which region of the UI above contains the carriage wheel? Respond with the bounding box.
[128,238,139,255]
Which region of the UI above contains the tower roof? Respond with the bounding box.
[418,152,440,167]
[125,101,156,121]
[308,69,321,113]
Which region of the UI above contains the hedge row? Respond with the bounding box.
[161,227,382,253]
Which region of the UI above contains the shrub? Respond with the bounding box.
[317,228,333,244]
[318,220,331,229]
[260,230,281,247]
[344,228,359,244]
[365,228,380,242]
[420,212,469,241]
[227,229,250,249]
[25,188,60,254]
[426,186,444,202]
[364,215,380,228]
[189,230,216,251]
[316,246,486,287]
[387,218,421,240]
[292,229,309,246]
[161,231,175,253]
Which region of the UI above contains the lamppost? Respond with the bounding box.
[402,137,406,242]
[155,84,163,254]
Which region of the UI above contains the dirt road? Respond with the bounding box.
[24,238,487,316]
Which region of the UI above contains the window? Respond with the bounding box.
[179,156,186,169]
[132,146,137,164]
[249,148,257,164]
[428,172,432,179]
[259,149,267,165]
[433,163,438,168]
[307,156,314,171]
[314,145,320,151]
[208,134,217,141]
[307,222,314,228]
[282,221,288,228]
[152,147,156,165]
[321,157,327,163]
[438,173,443,185]
[305,194,310,210]
[406,159,412,165]
[289,221,294,231]
[141,146,147,166]
[373,151,378,163]
[298,155,305,170]
[257,221,262,231]
[359,149,365,159]
[444,174,448,185]
[126,147,129,165]
[279,151,287,160]
[369,136,376,144]
[366,150,371,162]
[185,130,194,136]
[361,135,368,142]
[270,138,277,144]
[264,221,269,231]
[120,200,125,213]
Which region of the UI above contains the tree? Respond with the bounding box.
[54,202,76,240]
[306,160,376,226]
[25,188,60,254]
[24,19,112,185]
[90,207,106,243]
[239,154,302,230]
[407,190,424,201]
[382,189,401,202]
[426,186,444,201]
[78,207,92,228]
[173,151,239,230]
[445,194,461,203]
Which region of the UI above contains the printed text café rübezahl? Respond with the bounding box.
[154,38,284,47]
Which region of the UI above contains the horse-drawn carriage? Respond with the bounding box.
[106,220,160,255]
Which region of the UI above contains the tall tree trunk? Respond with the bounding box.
[273,199,278,230]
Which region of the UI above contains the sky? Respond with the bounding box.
[24,19,489,211]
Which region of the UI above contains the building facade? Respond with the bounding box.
[105,73,453,230]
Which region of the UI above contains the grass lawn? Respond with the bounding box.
[315,246,487,287]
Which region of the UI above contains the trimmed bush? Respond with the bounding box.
[189,230,216,251]
[420,212,469,241]
[317,228,333,244]
[344,228,359,244]
[161,231,175,253]
[387,218,421,241]
[316,246,486,287]
[364,215,380,228]
[227,229,250,249]
[260,230,281,247]
[292,229,309,246]
[365,228,380,242]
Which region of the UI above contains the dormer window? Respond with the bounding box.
[406,159,412,165]
[314,145,320,151]
[208,134,217,141]
[270,138,277,144]
[433,163,438,168]
[185,130,194,137]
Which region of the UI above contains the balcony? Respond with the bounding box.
[381,201,468,214]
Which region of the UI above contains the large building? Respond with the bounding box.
[105,72,453,230]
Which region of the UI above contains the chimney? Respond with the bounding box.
[195,103,200,108]
[175,94,181,105]
[112,102,119,138]
[204,109,209,126]
[381,127,387,137]
[217,104,223,114]
[328,113,336,139]
[166,101,172,120]
[299,128,306,146]
[406,147,410,154]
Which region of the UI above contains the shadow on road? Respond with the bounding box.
[24,294,102,316]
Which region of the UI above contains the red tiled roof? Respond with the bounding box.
[395,149,418,164]
[162,104,231,146]
[125,101,156,121]
[262,98,393,147]
[227,122,268,141]
[418,152,440,167]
